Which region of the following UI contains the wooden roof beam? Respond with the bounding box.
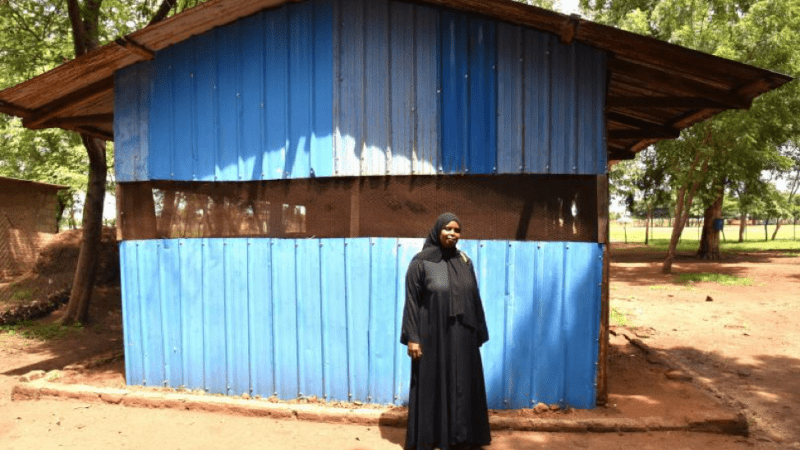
[46,114,114,128]
[607,96,726,109]
[23,76,114,129]
[559,14,582,45]
[609,57,751,110]
[69,125,113,141]
[0,100,32,118]
[114,36,155,60]
[607,112,680,139]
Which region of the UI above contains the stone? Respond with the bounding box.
[18,370,46,382]
[665,370,693,381]
[534,402,549,414]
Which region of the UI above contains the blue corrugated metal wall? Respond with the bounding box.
[120,238,602,408]
[114,0,606,181]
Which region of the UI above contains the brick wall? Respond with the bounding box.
[0,179,64,279]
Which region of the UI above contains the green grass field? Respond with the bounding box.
[610,223,800,252]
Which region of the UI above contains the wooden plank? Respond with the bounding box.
[114,37,155,60]
[23,76,115,129]
[597,175,609,244]
[119,182,158,240]
[45,114,113,127]
[596,240,610,406]
[608,96,726,109]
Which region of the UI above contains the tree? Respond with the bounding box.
[580,0,800,271]
[1,0,206,324]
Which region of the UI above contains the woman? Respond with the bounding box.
[401,212,491,450]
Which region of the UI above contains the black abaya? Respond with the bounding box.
[401,214,491,450]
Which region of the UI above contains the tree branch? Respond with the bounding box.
[66,0,86,56]
[148,0,178,26]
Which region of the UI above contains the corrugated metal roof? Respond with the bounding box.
[0,0,792,159]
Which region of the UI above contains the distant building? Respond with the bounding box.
[0,177,67,278]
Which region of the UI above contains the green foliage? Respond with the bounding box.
[610,307,631,327]
[674,273,753,286]
[0,320,82,341]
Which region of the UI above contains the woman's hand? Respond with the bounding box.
[407,342,423,360]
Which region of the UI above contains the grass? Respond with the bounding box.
[674,272,753,286]
[0,321,83,341]
[11,288,33,301]
[648,285,670,291]
[610,307,631,327]
[610,224,800,253]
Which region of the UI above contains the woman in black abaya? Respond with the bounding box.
[401,213,491,450]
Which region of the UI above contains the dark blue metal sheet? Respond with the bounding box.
[119,237,602,408]
[193,32,218,182]
[263,7,289,180]
[114,0,606,181]
[440,10,469,173]
[312,0,334,178]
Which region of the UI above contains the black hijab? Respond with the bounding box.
[417,212,461,263]
[415,212,476,326]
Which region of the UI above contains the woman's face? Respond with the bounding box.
[439,220,461,248]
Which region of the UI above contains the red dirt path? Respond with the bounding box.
[1,241,799,449]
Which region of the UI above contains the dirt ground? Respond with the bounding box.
[1,238,799,449]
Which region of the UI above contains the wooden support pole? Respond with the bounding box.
[596,174,610,406]
[349,178,360,237]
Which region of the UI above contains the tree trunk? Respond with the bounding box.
[644,207,652,246]
[663,154,708,273]
[60,137,106,325]
[771,221,782,240]
[738,212,746,242]
[764,219,769,241]
[697,186,724,260]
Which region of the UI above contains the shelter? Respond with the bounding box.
[0,0,790,408]
[0,177,67,279]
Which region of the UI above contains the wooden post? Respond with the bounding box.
[596,174,610,406]
[118,182,158,240]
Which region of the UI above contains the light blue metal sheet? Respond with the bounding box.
[369,238,397,404]
[247,238,275,397]
[120,237,602,408]
[114,62,151,182]
[507,241,536,408]
[158,240,183,387]
[138,240,165,387]
[224,239,250,395]
[202,239,226,393]
[296,239,323,398]
[320,239,348,401]
[564,243,603,407]
[272,239,299,398]
[216,27,241,182]
[287,2,313,179]
[393,239,417,405]
[119,242,143,385]
[345,238,370,401]
[179,238,204,389]
[477,240,508,409]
